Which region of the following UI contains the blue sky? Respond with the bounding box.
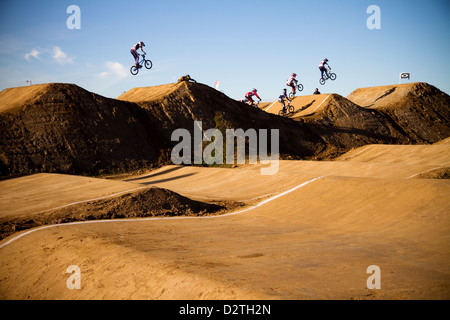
[0,0,449,101]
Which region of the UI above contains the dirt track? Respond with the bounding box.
[1,140,449,299]
[0,81,449,300]
[263,94,331,116]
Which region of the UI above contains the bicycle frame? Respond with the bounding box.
[322,67,332,79]
[138,55,147,66]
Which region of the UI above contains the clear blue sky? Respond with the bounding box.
[0,0,449,101]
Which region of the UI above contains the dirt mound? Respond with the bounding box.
[0,84,52,113]
[118,82,183,102]
[0,186,231,240]
[1,81,449,177]
[119,81,328,160]
[292,94,410,157]
[0,83,166,176]
[347,83,415,108]
[347,82,450,143]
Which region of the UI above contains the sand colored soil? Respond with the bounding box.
[0,81,449,300]
[264,94,331,117]
[0,140,449,300]
[0,174,142,219]
[118,82,183,102]
[347,82,450,143]
[347,83,421,109]
[0,186,229,241]
[0,83,53,113]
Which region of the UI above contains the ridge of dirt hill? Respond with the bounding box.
[119,81,330,160]
[0,83,166,176]
[347,82,450,143]
[118,82,183,102]
[289,93,411,157]
[1,81,449,177]
[0,84,53,113]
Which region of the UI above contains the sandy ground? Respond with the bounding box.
[346,83,415,108]
[0,173,144,219]
[0,141,449,300]
[117,82,183,102]
[0,84,51,113]
[263,94,331,117]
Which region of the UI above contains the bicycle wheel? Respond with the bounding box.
[319,77,326,85]
[329,73,337,81]
[130,66,139,75]
[288,105,294,113]
[288,92,295,100]
[144,59,153,69]
[278,109,284,116]
[297,84,304,92]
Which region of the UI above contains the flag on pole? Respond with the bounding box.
[400,72,410,79]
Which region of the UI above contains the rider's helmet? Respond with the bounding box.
[324,58,328,62]
[140,41,145,47]
[252,88,257,93]
[292,73,296,77]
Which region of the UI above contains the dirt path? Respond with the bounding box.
[0,142,449,299]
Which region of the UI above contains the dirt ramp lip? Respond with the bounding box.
[117,82,184,102]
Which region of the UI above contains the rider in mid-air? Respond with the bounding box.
[286,73,298,95]
[245,88,261,105]
[130,41,146,68]
[318,58,330,80]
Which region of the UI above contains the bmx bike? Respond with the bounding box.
[278,102,294,116]
[287,82,304,100]
[249,100,260,108]
[130,54,153,75]
[242,98,260,108]
[319,67,336,85]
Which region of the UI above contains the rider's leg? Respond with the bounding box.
[320,67,325,79]
[290,84,296,94]
[131,49,139,67]
[280,99,286,113]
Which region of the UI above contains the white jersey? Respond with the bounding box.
[131,42,143,51]
[319,60,328,68]
[286,76,297,85]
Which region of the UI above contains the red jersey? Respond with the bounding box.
[246,91,261,99]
